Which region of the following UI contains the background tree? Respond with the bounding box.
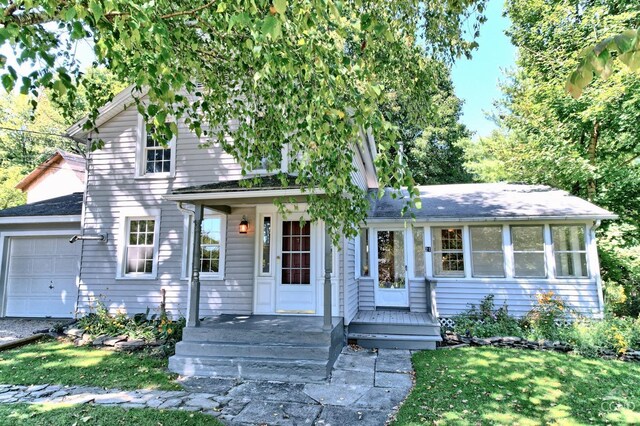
[461,0,640,316]
[0,0,487,240]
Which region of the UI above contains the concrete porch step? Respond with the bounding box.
[348,322,440,336]
[183,326,334,345]
[168,355,329,382]
[347,332,442,350]
[175,340,332,360]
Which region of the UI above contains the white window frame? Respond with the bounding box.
[358,227,371,278]
[469,226,506,278]
[248,144,290,176]
[354,233,361,279]
[551,224,589,278]
[511,225,547,278]
[258,213,274,277]
[411,225,426,279]
[117,209,161,280]
[181,211,227,281]
[135,114,177,178]
[431,226,465,278]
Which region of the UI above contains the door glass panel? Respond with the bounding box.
[377,230,405,289]
[281,220,311,285]
[261,217,271,274]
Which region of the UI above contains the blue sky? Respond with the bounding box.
[451,0,516,139]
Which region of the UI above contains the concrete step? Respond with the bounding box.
[347,332,442,350]
[348,322,440,336]
[168,355,329,382]
[175,340,331,360]
[183,326,333,345]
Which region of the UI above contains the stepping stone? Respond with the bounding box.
[333,354,376,372]
[185,397,219,410]
[353,387,408,410]
[315,406,390,426]
[227,381,316,404]
[303,383,370,407]
[375,355,413,373]
[233,400,322,425]
[374,372,413,390]
[330,369,374,386]
[178,377,237,394]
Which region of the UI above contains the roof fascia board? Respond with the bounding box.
[363,215,618,223]
[164,188,322,201]
[0,215,82,224]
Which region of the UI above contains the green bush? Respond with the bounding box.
[77,300,185,347]
[451,295,525,338]
[562,315,640,357]
[521,291,573,341]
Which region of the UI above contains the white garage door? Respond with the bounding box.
[5,236,80,317]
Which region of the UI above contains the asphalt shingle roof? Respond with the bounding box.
[173,174,301,194]
[369,183,617,220]
[0,192,83,218]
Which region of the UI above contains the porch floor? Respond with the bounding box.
[351,310,437,325]
[198,314,343,331]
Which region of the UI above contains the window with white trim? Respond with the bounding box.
[184,212,226,279]
[413,227,425,277]
[552,225,588,278]
[432,227,465,277]
[359,228,370,277]
[137,116,176,177]
[511,225,546,277]
[470,226,505,277]
[123,217,158,277]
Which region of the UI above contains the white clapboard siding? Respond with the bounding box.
[358,278,375,311]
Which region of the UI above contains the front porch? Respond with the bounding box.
[169,315,344,382]
[347,310,442,349]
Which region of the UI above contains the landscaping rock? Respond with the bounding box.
[103,336,127,346]
[65,328,85,338]
[92,335,110,346]
[114,339,146,351]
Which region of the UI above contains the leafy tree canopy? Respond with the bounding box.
[0,0,486,241]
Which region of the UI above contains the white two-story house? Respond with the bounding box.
[0,85,616,381]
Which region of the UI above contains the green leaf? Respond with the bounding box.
[89,0,103,20]
[262,16,282,40]
[1,74,14,92]
[274,0,287,14]
[216,3,226,13]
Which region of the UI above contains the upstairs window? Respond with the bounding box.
[136,116,176,177]
[552,225,588,278]
[512,226,546,278]
[432,227,465,277]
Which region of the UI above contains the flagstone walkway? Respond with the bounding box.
[0,347,414,425]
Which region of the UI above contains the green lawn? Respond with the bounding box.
[0,339,180,390]
[394,347,640,425]
[0,403,220,425]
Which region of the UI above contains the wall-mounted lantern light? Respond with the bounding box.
[239,216,249,234]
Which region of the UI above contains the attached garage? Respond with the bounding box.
[0,193,83,318]
[5,236,80,317]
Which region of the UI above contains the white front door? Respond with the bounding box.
[374,229,409,308]
[275,220,317,313]
[5,236,80,317]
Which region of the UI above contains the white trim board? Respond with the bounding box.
[0,215,81,225]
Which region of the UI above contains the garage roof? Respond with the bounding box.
[369,183,617,221]
[0,192,83,217]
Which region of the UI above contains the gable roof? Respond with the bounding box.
[173,175,301,195]
[0,192,83,218]
[369,183,617,221]
[15,150,86,191]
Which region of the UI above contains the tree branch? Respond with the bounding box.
[161,1,217,19]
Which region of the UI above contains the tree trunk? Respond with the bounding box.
[587,122,599,201]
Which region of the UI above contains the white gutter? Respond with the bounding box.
[0,215,82,224]
[163,188,322,202]
[364,215,618,223]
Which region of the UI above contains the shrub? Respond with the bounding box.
[522,291,573,340]
[76,299,185,349]
[452,295,524,338]
[562,315,640,357]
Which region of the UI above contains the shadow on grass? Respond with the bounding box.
[0,338,180,390]
[0,402,220,425]
[394,346,640,425]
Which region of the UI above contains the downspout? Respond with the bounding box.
[590,220,605,319]
[74,132,92,319]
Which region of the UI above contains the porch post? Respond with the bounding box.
[187,203,204,328]
[323,226,332,330]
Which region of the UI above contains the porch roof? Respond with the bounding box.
[368,183,617,221]
[172,174,301,195]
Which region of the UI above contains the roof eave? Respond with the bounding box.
[364,214,618,222]
[164,188,322,202]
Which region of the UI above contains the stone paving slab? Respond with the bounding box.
[315,406,391,426]
[0,346,415,425]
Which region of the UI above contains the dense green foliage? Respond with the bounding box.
[0,339,180,390]
[0,0,487,240]
[0,404,221,425]
[460,0,640,316]
[394,347,640,425]
[451,293,640,358]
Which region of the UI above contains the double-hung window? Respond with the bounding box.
[470,226,505,277]
[137,116,176,177]
[183,212,226,279]
[432,227,465,277]
[511,225,546,277]
[120,213,160,279]
[552,225,588,278]
[413,227,425,277]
